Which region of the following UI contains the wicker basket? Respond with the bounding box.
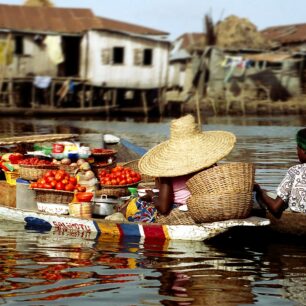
[123,159,155,183]
[186,162,255,195]
[156,208,196,225]
[97,187,130,198]
[187,191,253,223]
[58,164,79,176]
[68,202,92,218]
[33,188,74,204]
[19,164,58,181]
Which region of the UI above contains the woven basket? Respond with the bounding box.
[19,164,58,181]
[156,208,196,225]
[33,188,74,204]
[187,191,253,223]
[97,187,130,198]
[59,164,78,176]
[186,162,255,195]
[123,159,155,183]
[68,202,92,218]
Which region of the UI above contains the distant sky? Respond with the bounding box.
[2,0,306,39]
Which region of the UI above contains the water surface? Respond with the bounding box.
[0,114,304,305]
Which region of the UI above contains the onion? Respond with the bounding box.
[70,162,78,169]
[77,159,86,166]
[80,162,91,171]
[61,158,71,165]
[84,170,95,180]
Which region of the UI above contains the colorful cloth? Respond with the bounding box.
[126,197,158,223]
[125,197,180,223]
[277,163,306,212]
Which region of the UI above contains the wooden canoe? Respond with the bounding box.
[0,204,269,241]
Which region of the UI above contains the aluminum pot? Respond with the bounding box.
[92,195,121,216]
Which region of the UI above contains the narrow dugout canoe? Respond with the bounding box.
[0,205,269,241]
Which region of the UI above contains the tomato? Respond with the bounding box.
[76,185,86,192]
[61,179,69,185]
[55,173,64,181]
[65,183,75,191]
[50,180,57,188]
[46,176,55,183]
[69,177,77,185]
[43,183,52,189]
[44,170,54,178]
[55,182,64,190]
[31,182,38,188]
[37,183,43,188]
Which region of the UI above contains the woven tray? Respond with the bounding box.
[19,164,59,181]
[97,187,130,198]
[91,149,117,157]
[187,162,255,195]
[58,164,78,176]
[187,191,253,223]
[32,188,74,204]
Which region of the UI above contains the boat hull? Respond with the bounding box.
[0,205,270,241]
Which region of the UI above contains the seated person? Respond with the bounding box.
[254,128,306,218]
[122,114,236,223]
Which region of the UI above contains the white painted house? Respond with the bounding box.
[0,4,170,113]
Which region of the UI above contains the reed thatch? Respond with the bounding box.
[215,15,269,50]
[23,0,54,7]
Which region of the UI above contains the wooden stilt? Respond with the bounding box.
[141,90,148,116]
[112,89,117,107]
[50,81,55,108]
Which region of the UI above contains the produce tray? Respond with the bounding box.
[30,188,74,204]
[100,181,140,188]
[91,149,117,156]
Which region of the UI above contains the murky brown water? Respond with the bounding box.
[0,114,305,305]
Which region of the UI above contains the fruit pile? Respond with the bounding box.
[19,157,54,166]
[30,169,86,192]
[98,165,141,186]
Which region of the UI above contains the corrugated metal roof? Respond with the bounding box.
[97,16,168,36]
[261,24,306,44]
[175,32,206,51]
[243,52,293,62]
[0,4,100,34]
[0,4,169,36]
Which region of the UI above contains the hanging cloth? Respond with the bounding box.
[44,35,64,65]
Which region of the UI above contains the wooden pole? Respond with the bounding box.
[195,89,201,129]
[0,33,12,101]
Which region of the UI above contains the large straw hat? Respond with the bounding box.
[138,114,236,177]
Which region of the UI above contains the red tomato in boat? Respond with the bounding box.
[65,183,75,191]
[55,182,64,190]
[69,177,77,185]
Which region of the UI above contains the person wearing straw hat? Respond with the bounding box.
[254,127,306,218]
[123,114,236,223]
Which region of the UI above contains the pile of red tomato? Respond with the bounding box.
[99,165,141,186]
[19,157,53,166]
[30,169,86,192]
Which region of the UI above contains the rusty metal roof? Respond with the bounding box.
[0,4,168,36]
[243,52,293,62]
[261,24,306,44]
[0,4,100,34]
[97,16,168,36]
[175,32,206,51]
